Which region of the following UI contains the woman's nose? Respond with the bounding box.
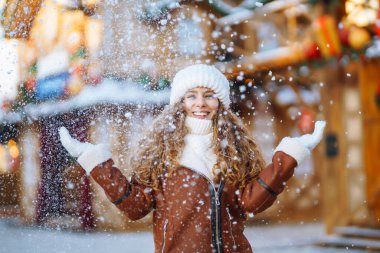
[194,96,206,107]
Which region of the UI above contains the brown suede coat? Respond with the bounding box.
[90,151,297,253]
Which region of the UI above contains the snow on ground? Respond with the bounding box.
[0,218,367,253]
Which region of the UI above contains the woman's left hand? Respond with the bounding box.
[273,121,326,166]
[294,121,326,150]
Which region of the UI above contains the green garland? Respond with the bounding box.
[137,73,170,91]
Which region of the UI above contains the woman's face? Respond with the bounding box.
[183,87,219,120]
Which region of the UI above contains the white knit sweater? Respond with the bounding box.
[179,117,217,182]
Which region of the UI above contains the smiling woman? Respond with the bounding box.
[183,87,219,120]
[58,64,326,253]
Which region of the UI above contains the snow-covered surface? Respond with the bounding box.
[0,111,22,124]
[217,8,253,26]
[25,78,170,119]
[0,78,170,123]
[216,0,305,26]
[0,219,368,253]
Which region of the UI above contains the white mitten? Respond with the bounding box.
[274,121,326,165]
[59,127,94,157]
[59,127,112,174]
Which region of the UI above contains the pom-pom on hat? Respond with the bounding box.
[170,64,231,108]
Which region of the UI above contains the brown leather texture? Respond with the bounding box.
[90,151,297,253]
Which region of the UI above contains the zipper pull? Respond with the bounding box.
[215,192,220,206]
[163,219,169,231]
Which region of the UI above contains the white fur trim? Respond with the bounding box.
[273,137,310,166]
[170,64,231,108]
[77,144,112,174]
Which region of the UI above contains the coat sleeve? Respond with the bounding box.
[90,159,154,221]
[239,151,298,214]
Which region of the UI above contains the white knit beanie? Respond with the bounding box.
[170,64,231,108]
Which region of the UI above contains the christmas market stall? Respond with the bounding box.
[211,0,380,235]
[1,0,380,240]
[0,0,172,231]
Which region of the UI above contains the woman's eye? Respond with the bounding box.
[186,95,196,99]
[205,94,216,99]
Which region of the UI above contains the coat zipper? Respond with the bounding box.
[215,189,221,253]
[161,219,169,253]
[210,179,224,253]
[226,207,237,251]
[182,167,224,253]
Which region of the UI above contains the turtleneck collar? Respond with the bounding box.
[185,117,213,135]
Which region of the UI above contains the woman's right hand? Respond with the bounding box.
[59,127,112,174]
[59,127,94,158]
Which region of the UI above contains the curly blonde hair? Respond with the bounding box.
[130,102,266,190]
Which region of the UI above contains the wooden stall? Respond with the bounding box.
[214,0,380,235]
[359,60,380,224]
[13,89,168,230]
[318,62,370,233]
[0,123,21,217]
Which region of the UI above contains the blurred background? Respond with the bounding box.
[0,0,380,252]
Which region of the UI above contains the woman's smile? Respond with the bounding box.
[192,111,210,119]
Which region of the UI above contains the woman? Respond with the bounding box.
[59,64,326,253]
